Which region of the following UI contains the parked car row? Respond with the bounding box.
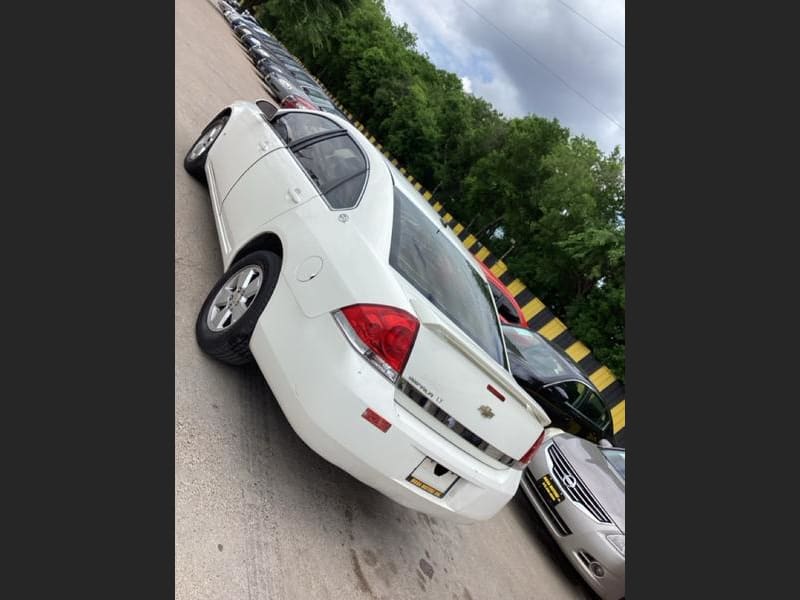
[219,1,345,118]
[197,5,625,598]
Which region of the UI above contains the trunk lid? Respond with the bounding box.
[398,286,550,462]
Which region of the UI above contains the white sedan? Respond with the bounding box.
[183,100,551,521]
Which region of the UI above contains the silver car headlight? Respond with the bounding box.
[607,534,625,556]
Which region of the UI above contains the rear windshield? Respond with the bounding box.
[389,188,506,366]
[502,325,571,377]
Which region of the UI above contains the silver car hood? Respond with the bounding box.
[553,436,625,533]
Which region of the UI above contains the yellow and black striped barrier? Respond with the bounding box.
[254,37,626,445]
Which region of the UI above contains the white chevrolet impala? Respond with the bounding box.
[184,100,551,521]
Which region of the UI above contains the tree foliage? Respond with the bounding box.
[255,0,626,380]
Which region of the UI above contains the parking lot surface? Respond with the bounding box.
[175,1,595,598]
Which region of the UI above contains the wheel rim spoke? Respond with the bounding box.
[190,123,222,160]
[211,307,232,330]
[206,264,263,332]
[242,276,261,298]
[237,268,255,290]
[213,289,232,308]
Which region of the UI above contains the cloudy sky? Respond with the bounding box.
[383,0,625,155]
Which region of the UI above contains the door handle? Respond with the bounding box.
[287,187,304,204]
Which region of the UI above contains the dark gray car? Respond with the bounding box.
[233,23,253,38]
[255,57,288,78]
[520,430,625,600]
[263,71,306,102]
[249,45,275,62]
[241,34,262,50]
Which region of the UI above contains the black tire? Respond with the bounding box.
[184,114,228,183]
[195,250,281,365]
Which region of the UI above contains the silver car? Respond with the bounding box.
[519,429,625,600]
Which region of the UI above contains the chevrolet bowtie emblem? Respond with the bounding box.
[478,405,495,419]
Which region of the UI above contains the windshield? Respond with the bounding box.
[502,325,571,377]
[601,448,625,480]
[389,187,506,366]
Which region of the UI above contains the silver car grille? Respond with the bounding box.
[548,443,612,524]
[397,378,516,466]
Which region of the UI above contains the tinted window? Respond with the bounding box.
[294,134,367,209]
[544,380,610,430]
[272,112,339,145]
[488,281,520,323]
[502,325,570,377]
[390,188,506,366]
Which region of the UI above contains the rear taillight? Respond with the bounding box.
[513,430,545,470]
[280,94,319,111]
[333,304,420,383]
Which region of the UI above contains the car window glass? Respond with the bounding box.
[487,281,503,304]
[293,135,367,209]
[489,281,520,323]
[544,380,610,430]
[272,112,340,145]
[502,326,570,377]
[390,188,506,366]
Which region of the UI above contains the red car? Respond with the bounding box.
[477,261,528,327]
[280,94,319,111]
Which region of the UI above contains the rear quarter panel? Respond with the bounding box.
[246,153,406,319]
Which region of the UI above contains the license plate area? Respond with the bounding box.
[537,474,564,507]
[406,457,459,498]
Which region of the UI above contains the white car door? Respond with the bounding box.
[221,147,318,253]
[221,112,368,253]
[208,104,283,202]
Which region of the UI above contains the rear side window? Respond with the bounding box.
[389,188,506,366]
[294,135,367,209]
[272,112,339,145]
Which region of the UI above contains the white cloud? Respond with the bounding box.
[460,76,473,94]
[470,67,525,118]
[383,0,625,154]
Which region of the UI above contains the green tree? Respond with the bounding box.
[507,137,625,378]
[252,0,359,53]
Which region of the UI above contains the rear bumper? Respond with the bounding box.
[249,275,521,522]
